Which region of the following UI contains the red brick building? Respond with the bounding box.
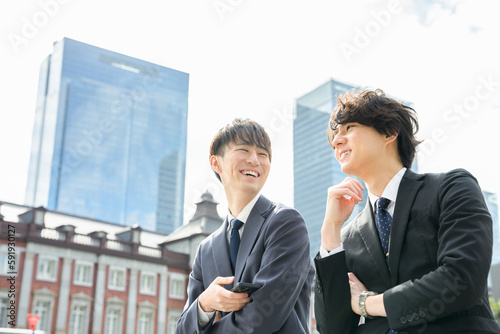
[0,192,223,334]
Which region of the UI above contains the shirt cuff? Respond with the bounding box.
[197,300,215,326]
[319,244,344,258]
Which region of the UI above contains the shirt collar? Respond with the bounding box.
[227,193,261,226]
[368,167,407,213]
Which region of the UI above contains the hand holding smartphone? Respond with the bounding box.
[231,282,262,295]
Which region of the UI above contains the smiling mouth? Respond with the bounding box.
[340,150,351,160]
[241,170,259,178]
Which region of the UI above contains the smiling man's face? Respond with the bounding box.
[212,142,270,198]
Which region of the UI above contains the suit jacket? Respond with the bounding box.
[176,195,315,334]
[315,169,500,334]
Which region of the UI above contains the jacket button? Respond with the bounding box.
[400,316,407,324]
[413,312,419,320]
[406,314,414,322]
[419,310,426,318]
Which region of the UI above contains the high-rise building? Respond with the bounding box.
[293,79,416,258]
[25,38,189,233]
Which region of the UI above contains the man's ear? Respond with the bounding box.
[210,155,222,174]
[385,133,398,145]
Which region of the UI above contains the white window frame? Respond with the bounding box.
[36,255,58,282]
[74,261,94,286]
[104,298,125,334]
[31,290,56,333]
[0,295,9,327]
[137,305,155,334]
[167,309,182,334]
[68,294,91,334]
[0,253,8,276]
[139,271,157,295]
[169,273,186,300]
[108,267,126,291]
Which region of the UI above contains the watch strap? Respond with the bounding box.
[359,291,375,319]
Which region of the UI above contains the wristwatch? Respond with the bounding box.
[359,291,375,319]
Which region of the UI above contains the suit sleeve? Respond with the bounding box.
[176,243,213,334]
[207,208,314,333]
[314,250,360,334]
[384,169,493,331]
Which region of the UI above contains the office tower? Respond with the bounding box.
[25,38,189,233]
[294,79,367,258]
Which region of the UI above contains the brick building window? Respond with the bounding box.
[169,273,186,299]
[0,297,8,327]
[104,303,124,334]
[140,272,156,295]
[69,303,88,334]
[32,298,54,332]
[74,262,93,286]
[69,293,91,334]
[167,309,181,334]
[108,267,126,291]
[36,255,58,282]
[137,308,154,334]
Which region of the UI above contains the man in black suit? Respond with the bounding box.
[315,89,500,333]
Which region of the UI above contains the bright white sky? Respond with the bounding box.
[1,0,499,225]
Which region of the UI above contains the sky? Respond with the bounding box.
[1,0,499,225]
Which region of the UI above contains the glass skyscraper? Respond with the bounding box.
[25,38,189,233]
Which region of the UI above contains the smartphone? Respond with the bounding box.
[231,282,262,295]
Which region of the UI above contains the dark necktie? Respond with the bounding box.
[376,197,392,259]
[376,198,397,334]
[229,219,244,272]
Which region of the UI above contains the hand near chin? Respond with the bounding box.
[324,177,364,227]
[321,178,364,250]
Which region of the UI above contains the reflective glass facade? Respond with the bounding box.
[25,38,189,233]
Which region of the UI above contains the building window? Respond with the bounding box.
[140,272,156,295]
[167,309,181,334]
[0,253,9,276]
[108,267,126,291]
[0,297,8,327]
[74,262,93,286]
[68,294,91,334]
[104,305,123,334]
[32,298,54,332]
[36,256,58,282]
[137,309,154,334]
[169,273,186,299]
[69,303,88,334]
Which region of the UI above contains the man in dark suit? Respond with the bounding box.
[315,89,500,333]
[176,118,314,334]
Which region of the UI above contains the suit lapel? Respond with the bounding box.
[212,218,234,283]
[388,170,424,286]
[356,201,391,285]
[234,195,272,283]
